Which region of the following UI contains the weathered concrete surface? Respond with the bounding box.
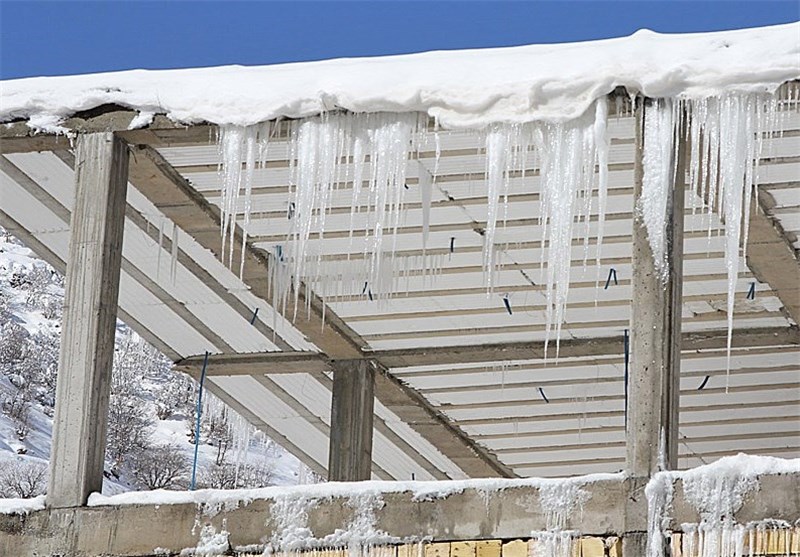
[48,132,129,508]
[2,473,798,555]
[0,479,625,556]
[668,473,800,527]
[329,359,376,482]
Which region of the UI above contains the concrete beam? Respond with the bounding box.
[174,351,331,377]
[47,133,129,508]
[0,477,627,555]
[2,473,798,556]
[373,367,516,478]
[328,360,376,481]
[746,187,800,325]
[125,144,367,359]
[169,327,799,375]
[0,106,214,154]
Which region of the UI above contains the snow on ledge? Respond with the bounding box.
[648,453,800,489]
[86,472,623,510]
[0,495,45,515]
[645,454,800,557]
[2,23,798,131]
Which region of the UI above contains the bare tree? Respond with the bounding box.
[128,445,188,490]
[0,321,28,367]
[0,459,47,498]
[154,372,193,420]
[236,458,276,488]
[106,392,153,466]
[197,462,238,490]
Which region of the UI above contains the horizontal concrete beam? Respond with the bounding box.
[370,327,799,368]
[3,472,799,556]
[0,478,625,555]
[173,351,331,377]
[172,327,799,374]
[0,107,214,154]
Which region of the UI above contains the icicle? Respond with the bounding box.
[683,92,781,385]
[531,480,590,557]
[156,218,164,281]
[170,223,179,284]
[285,112,416,316]
[536,102,603,360]
[418,161,433,250]
[639,98,676,285]
[593,97,610,270]
[483,124,513,292]
[218,123,270,276]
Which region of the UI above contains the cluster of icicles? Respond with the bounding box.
[646,467,792,557]
[216,88,795,358]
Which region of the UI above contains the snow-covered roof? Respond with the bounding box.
[1,23,799,130]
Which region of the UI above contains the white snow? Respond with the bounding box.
[87,471,621,510]
[2,24,798,132]
[0,494,44,514]
[645,454,800,557]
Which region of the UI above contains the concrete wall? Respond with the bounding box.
[2,474,798,556]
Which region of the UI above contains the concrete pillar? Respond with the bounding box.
[328,359,375,481]
[48,133,129,508]
[624,99,686,556]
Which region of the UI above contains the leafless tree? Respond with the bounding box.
[0,459,47,498]
[154,372,193,420]
[128,444,188,490]
[0,321,28,367]
[106,392,153,466]
[197,462,238,490]
[236,458,276,488]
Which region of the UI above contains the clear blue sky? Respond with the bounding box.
[1,1,798,80]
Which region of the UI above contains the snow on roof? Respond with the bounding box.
[2,23,798,131]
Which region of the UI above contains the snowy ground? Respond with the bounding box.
[0,230,313,498]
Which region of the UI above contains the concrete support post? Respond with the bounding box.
[47,133,129,508]
[623,99,686,556]
[328,359,376,481]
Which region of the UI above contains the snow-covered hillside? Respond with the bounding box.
[0,228,316,499]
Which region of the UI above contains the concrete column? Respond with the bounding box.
[328,359,375,481]
[48,133,129,508]
[624,99,686,556]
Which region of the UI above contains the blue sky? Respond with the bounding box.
[1,1,798,80]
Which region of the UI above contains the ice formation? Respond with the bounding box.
[531,481,591,557]
[185,522,230,557]
[637,88,795,376]
[639,98,679,284]
[266,491,397,556]
[211,85,799,358]
[218,123,271,277]
[645,454,800,557]
[214,99,610,352]
[682,90,795,378]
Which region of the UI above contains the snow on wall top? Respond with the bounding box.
[2,23,799,130]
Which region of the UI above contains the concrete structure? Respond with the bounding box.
[328,359,376,481]
[623,101,687,557]
[1,472,798,555]
[0,81,798,554]
[47,133,129,508]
